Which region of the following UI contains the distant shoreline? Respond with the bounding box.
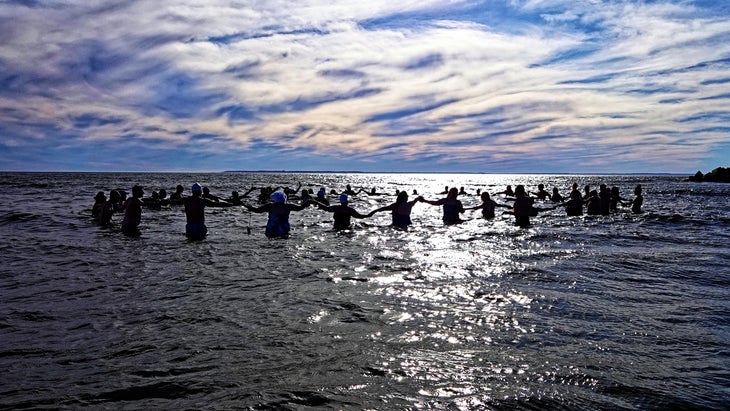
[0,170,689,176]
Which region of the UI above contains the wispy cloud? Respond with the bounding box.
[0,0,729,172]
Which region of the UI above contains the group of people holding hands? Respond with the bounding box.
[92,180,644,239]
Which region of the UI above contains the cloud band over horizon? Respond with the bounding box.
[1,0,729,173]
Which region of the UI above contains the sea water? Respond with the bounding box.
[0,172,728,410]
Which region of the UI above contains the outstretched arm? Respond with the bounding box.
[367,203,395,216]
[350,208,369,219]
[311,200,335,212]
[288,199,312,212]
[243,203,270,213]
[420,197,443,206]
[206,198,234,207]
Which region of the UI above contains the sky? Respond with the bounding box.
[1,0,729,173]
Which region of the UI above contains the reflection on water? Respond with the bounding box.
[0,172,728,409]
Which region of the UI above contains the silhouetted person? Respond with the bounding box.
[467,192,509,219]
[169,185,185,205]
[563,190,583,216]
[532,184,549,200]
[586,190,601,215]
[121,185,144,236]
[609,186,629,212]
[369,191,423,230]
[100,190,120,226]
[316,187,330,206]
[630,184,644,214]
[550,187,563,202]
[183,183,208,239]
[92,191,106,221]
[421,187,465,225]
[511,185,555,227]
[243,191,311,238]
[315,194,369,230]
[598,184,611,215]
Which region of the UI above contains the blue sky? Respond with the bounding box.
[1,0,729,173]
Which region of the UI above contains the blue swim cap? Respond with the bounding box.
[339,194,348,204]
[271,191,287,203]
[191,183,202,192]
[317,188,326,197]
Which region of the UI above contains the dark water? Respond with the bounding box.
[1,172,728,410]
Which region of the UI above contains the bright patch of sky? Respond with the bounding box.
[1,0,729,172]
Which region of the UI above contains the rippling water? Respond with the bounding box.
[1,172,728,410]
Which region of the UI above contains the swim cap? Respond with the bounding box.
[191,183,202,192]
[317,188,326,197]
[271,191,287,203]
[340,194,348,204]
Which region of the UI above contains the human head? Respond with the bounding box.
[514,185,526,197]
[191,183,202,193]
[447,187,459,199]
[396,191,408,203]
[339,194,348,204]
[317,188,326,198]
[635,184,642,195]
[94,191,106,202]
[203,187,210,195]
[538,184,544,190]
[109,190,120,202]
[271,191,287,204]
[481,192,491,201]
[132,185,144,198]
[176,185,184,193]
[159,189,167,199]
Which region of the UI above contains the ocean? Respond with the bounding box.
[1,172,728,410]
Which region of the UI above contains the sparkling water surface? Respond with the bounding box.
[1,172,728,410]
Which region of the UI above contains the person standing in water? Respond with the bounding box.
[510,185,555,227]
[368,191,423,230]
[467,191,510,219]
[92,191,106,222]
[630,184,644,213]
[421,187,465,225]
[183,183,208,239]
[100,190,120,227]
[314,194,369,230]
[243,191,312,238]
[562,189,584,217]
[121,185,144,236]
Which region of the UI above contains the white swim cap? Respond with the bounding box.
[271,191,287,203]
[191,183,202,192]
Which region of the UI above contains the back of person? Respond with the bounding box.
[565,191,583,216]
[184,196,206,224]
[481,201,496,219]
[333,205,353,230]
[393,202,414,227]
[265,202,292,238]
[442,198,464,224]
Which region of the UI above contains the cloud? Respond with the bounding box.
[0,0,729,172]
